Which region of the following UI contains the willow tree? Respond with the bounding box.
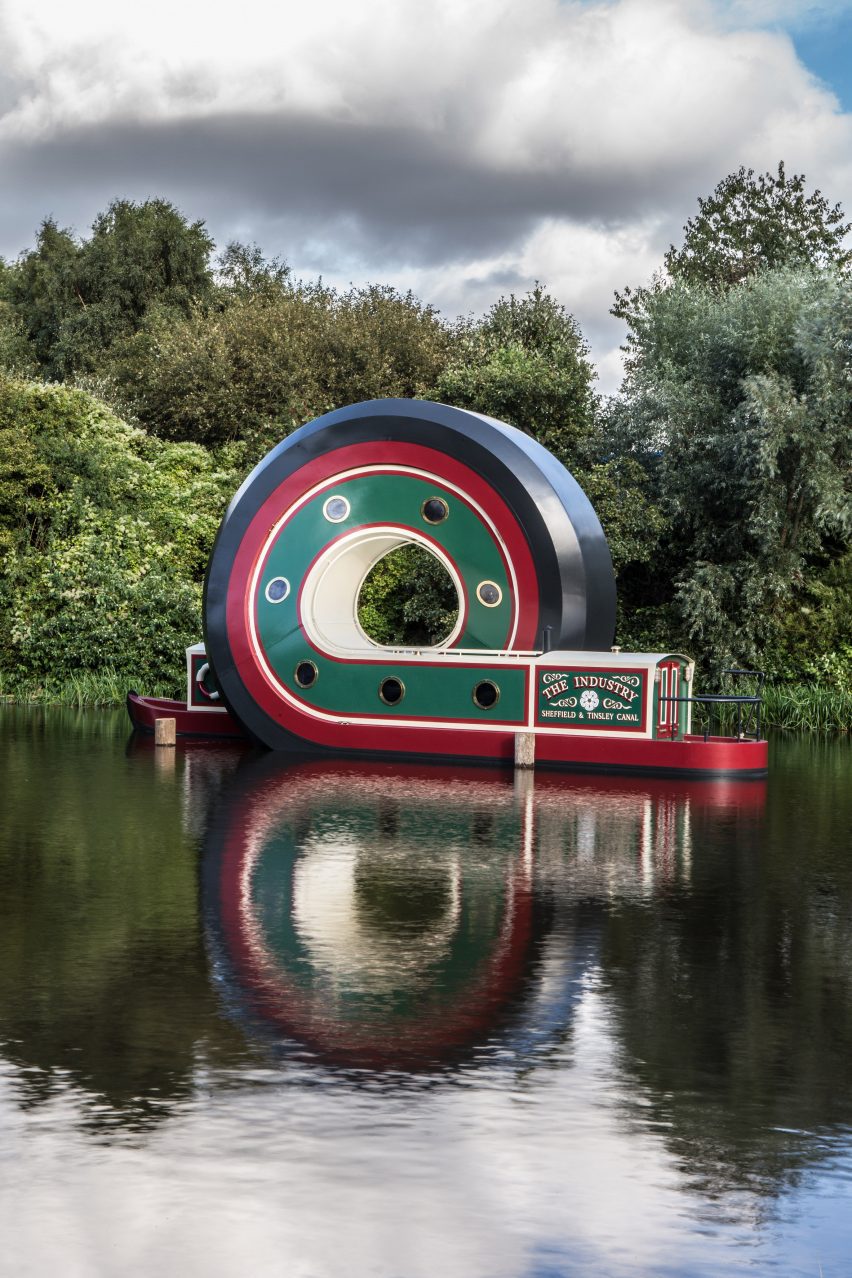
[612,267,852,675]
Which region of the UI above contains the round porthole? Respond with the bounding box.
[379,677,405,706]
[421,496,449,525]
[323,494,350,523]
[294,660,318,689]
[476,580,502,608]
[473,680,500,710]
[265,576,291,603]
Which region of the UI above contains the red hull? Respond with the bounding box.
[126,690,765,775]
[126,692,248,740]
[533,731,768,777]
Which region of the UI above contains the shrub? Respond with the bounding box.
[0,377,237,694]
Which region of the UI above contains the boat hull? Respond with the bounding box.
[126,692,248,740]
[126,690,765,775]
[248,722,768,777]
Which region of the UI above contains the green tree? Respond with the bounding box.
[611,267,852,674]
[4,219,82,371]
[0,376,238,693]
[110,279,452,455]
[0,258,38,377]
[7,201,214,378]
[665,162,851,288]
[215,240,291,297]
[613,164,852,355]
[357,545,459,647]
[436,285,597,466]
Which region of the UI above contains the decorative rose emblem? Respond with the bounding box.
[580,689,599,711]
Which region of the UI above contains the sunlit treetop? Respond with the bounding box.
[663,162,852,288]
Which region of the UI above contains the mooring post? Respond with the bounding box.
[154,717,176,748]
[514,731,535,770]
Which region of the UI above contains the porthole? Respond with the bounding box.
[379,677,405,706]
[265,576,291,603]
[323,494,350,523]
[476,580,502,608]
[294,660,318,689]
[421,496,449,525]
[473,680,500,710]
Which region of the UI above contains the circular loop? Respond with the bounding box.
[472,680,500,710]
[323,494,350,523]
[421,496,449,525]
[195,661,221,702]
[294,660,319,689]
[203,398,616,750]
[265,576,291,603]
[379,677,405,706]
[476,580,502,608]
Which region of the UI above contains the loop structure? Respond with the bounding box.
[203,757,541,1068]
[203,398,616,755]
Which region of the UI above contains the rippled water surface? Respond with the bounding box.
[1,707,851,1277]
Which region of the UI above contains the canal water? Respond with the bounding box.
[1,709,850,1277]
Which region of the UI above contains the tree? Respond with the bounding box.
[613,164,851,346]
[0,259,37,377]
[0,375,238,693]
[109,279,452,454]
[665,163,851,288]
[5,219,82,372]
[7,201,215,378]
[215,241,291,298]
[611,267,852,674]
[357,544,459,647]
[436,285,597,467]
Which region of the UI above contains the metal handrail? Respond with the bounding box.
[377,647,542,658]
[662,694,763,742]
[661,670,766,743]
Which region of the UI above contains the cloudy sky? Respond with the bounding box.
[1,0,850,392]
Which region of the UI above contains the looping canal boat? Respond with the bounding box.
[128,398,768,778]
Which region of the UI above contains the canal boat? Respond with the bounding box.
[129,399,768,777]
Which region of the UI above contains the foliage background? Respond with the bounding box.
[0,175,849,717]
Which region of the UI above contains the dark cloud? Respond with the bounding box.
[0,110,705,266]
[2,0,848,392]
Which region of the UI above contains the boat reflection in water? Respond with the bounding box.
[201,754,766,1071]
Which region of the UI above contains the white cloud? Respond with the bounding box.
[1,0,850,396]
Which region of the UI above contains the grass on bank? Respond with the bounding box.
[0,668,180,708]
[761,683,852,735]
[685,682,851,736]
[1,672,849,734]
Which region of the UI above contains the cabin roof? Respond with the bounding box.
[535,650,691,667]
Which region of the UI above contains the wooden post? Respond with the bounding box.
[154,717,177,747]
[514,731,535,770]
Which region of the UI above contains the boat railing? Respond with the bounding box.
[662,669,766,742]
[378,647,543,659]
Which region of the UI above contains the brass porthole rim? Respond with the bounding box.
[294,659,319,688]
[378,676,406,705]
[420,496,450,525]
[472,680,501,710]
[476,580,503,608]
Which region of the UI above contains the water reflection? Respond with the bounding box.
[204,759,535,1068]
[202,754,768,1075]
[0,718,249,1132]
[5,711,852,1276]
